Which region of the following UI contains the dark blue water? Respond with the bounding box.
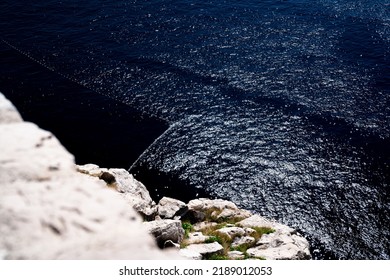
[0,0,389,259]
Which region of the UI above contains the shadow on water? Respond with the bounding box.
[0,41,214,203]
[0,43,168,169]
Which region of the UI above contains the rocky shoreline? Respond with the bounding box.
[0,91,311,260]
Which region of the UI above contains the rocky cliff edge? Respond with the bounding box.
[0,92,311,260]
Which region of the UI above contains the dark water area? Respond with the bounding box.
[0,44,168,168]
[0,0,389,259]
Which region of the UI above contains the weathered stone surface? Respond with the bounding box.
[244,227,257,235]
[216,227,246,239]
[192,221,218,231]
[231,236,256,248]
[76,164,107,177]
[185,232,209,244]
[0,92,23,124]
[143,219,184,247]
[237,214,296,234]
[0,122,76,183]
[179,248,202,260]
[184,242,224,257]
[157,197,188,219]
[0,93,181,259]
[188,198,251,222]
[228,251,245,260]
[77,165,157,219]
[245,228,310,260]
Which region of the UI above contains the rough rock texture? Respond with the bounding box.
[185,232,209,245]
[157,197,188,219]
[76,164,157,219]
[216,227,246,238]
[239,215,311,260]
[143,219,185,247]
[238,214,296,234]
[231,236,256,248]
[228,251,245,260]
[188,198,252,222]
[0,92,180,260]
[183,242,224,257]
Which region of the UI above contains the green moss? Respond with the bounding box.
[182,222,193,238]
[205,236,222,244]
[231,243,251,253]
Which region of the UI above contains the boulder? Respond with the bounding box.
[244,225,310,260]
[76,164,107,177]
[187,198,251,222]
[216,227,246,239]
[77,165,157,219]
[231,236,256,248]
[157,197,188,219]
[237,214,296,234]
[228,251,245,260]
[0,92,181,259]
[184,242,224,257]
[192,221,218,231]
[185,232,209,244]
[143,219,184,248]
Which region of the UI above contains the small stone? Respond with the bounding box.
[185,232,209,244]
[192,221,218,231]
[232,236,256,248]
[216,227,245,238]
[185,242,224,257]
[228,251,245,260]
[157,197,188,219]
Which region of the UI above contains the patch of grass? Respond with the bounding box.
[182,221,193,238]
[203,207,246,224]
[199,224,222,236]
[203,231,232,256]
[231,243,251,253]
[203,207,223,222]
[249,227,275,240]
[205,236,222,244]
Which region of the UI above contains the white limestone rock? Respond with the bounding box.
[192,221,218,231]
[143,219,185,247]
[184,242,224,257]
[237,214,295,234]
[216,227,246,239]
[157,197,188,219]
[76,164,107,177]
[187,198,251,222]
[185,232,209,244]
[228,251,245,260]
[231,236,256,248]
[77,165,157,219]
[0,92,181,260]
[0,122,76,183]
[247,228,311,260]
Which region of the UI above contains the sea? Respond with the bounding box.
[0,0,389,259]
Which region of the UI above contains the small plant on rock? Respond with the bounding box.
[182,221,193,238]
